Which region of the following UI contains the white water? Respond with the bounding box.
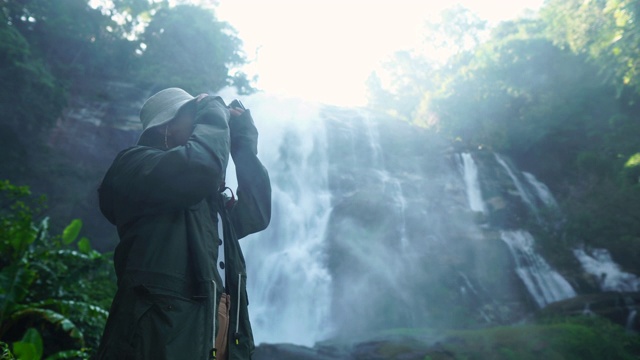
[573,248,640,292]
[522,172,559,209]
[362,117,410,250]
[494,154,537,213]
[223,92,333,346]
[500,230,576,308]
[458,153,486,213]
[457,152,575,308]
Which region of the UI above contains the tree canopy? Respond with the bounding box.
[0,0,253,133]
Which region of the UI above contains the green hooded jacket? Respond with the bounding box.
[95,96,271,359]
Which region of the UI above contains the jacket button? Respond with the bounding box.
[219,261,225,269]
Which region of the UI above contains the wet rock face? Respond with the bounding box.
[322,110,538,338]
[0,82,148,251]
[42,82,146,251]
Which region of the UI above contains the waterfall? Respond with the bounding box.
[457,152,575,308]
[522,172,559,209]
[362,116,410,249]
[500,230,576,308]
[627,310,638,332]
[218,90,580,345]
[494,154,560,215]
[223,93,333,346]
[457,153,486,213]
[573,248,640,292]
[494,154,538,213]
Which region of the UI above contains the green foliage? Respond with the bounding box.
[12,328,43,360]
[431,33,612,161]
[136,4,251,94]
[0,11,66,133]
[0,341,16,360]
[0,0,253,138]
[61,220,81,246]
[0,181,115,359]
[367,51,439,124]
[4,0,133,80]
[431,317,640,360]
[542,0,640,93]
[367,6,487,124]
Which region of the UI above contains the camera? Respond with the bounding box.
[228,99,245,110]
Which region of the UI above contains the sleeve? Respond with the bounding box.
[228,109,272,239]
[114,96,231,208]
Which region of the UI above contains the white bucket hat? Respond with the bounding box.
[138,88,196,143]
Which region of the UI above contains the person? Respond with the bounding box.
[95,88,271,360]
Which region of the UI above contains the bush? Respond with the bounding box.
[0,180,115,359]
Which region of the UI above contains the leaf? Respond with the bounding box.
[32,217,50,246]
[10,342,36,360]
[8,309,84,346]
[12,328,43,360]
[44,349,89,360]
[0,341,16,360]
[29,299,109,321]
[76,237,91,254]
[61,220,82,245]
[0,265,37,320]
[44,250,92,263]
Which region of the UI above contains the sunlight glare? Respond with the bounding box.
[217,0,543,107]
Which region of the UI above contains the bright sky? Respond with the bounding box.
[215,0,544,107]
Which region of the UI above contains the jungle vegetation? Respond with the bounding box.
[1,0,640,358]
[0,0,249,357]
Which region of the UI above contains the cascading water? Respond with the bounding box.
[219,91,584,346]
[500,230,576,307]
[459,152,575,307]
[573,247,640,292]
[456,153,486,214]
[522,172,559,210]
[223,92,333,346]
[362,116,410,249]
[494,154,538,214]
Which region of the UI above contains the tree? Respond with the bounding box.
[2,0,129,79]
[367,6,487,125]
[542,0,640,93]
[136,4,253,94]
[0,10,65,133]
[366,51,438,124]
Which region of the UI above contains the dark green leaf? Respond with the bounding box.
[9,309,84,345]
[0,265,37,318]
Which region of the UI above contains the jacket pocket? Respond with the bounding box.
[133,288,207,359]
